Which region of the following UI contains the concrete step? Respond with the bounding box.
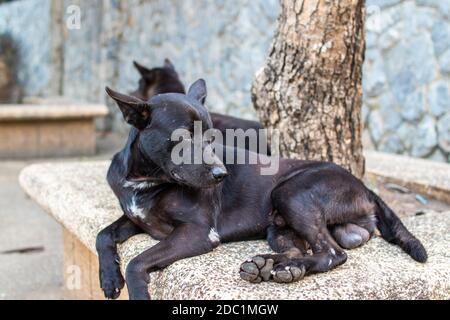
[0,102,108,158]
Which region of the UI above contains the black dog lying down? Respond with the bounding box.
[130,59,267,153]
[97,79,427,300]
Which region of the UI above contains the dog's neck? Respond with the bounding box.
[125,132,167,185]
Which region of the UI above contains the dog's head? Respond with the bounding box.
[130,59,185,101]
[107,79,228,188]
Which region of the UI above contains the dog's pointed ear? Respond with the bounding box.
[105,87,152,130]
[187,79,207,105]
[133,60,152,77]
[164,58,175,71]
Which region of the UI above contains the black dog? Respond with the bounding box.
[131,59,267,153]
[130,59,185,101]
[96,80,427,300]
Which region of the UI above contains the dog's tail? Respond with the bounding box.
[368,189,427,263]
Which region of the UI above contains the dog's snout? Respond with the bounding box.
[211,167,228,182]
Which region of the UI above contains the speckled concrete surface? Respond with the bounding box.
[19,158,450,299]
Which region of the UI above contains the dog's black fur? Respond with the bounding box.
[130,59,267,154]
[97,80,427,300]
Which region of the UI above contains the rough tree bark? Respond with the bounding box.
[252,0,366,178]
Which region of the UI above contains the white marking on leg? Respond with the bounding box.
[128,196,146,220]
[328,258,333,267]
[329,248,336,256]
[208,228,220,244]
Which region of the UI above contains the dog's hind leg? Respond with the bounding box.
[240,186,350,284]
[275,201,348,276]
[276,232,348,276]
[240,224,347,283]
[240,218,308,283]
[96,215,143,299]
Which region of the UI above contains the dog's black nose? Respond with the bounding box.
[211,167,228,182]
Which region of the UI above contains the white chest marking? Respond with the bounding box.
[208,228,220,244]
[123,180,157,191]
[128,196,146,220]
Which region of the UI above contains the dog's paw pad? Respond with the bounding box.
[239,271,262,283]
[272,265,305,283]
[239,256,274,283]
[251,256,266,269]
[290,266,305,281]
[239,261,261,283]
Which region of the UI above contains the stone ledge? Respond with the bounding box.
[0,104,108,121]
[0,103,108,158]
[19,153,450,299]
[365,150,450,203]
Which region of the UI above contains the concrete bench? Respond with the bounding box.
[19,152,450,299]
[0,101,108,159]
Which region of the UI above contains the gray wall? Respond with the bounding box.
[363,0,450,162]
[60,0,279,131]
[0,0,449,162]
[0,0,52,97]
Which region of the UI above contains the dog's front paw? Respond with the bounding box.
[239,256,274,283]
[100,267,125,299]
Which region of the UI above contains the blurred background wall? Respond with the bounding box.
[0,0,449,162]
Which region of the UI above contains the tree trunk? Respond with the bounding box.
[252,0,366,178]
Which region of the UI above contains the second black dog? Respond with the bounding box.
[131,59,268,153]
